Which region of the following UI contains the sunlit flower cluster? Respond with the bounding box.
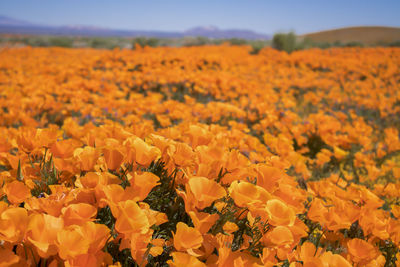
[0,45,400,266]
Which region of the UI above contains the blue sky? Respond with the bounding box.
[1,0,399,34]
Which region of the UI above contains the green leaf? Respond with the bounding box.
[17,159,24,181]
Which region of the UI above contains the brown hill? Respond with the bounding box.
[301,26,400,45]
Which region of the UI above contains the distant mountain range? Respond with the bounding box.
[0,15,271,40]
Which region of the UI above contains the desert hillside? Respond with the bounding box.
[301,26,400,44]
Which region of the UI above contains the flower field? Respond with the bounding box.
[0,45,400,266]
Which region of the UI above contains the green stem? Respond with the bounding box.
[41,147,48,169]
[26,244,38,266]
[22,242,28,260]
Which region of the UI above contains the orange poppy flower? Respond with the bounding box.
[26,213,64,258]
[124,137,160,166]
[347,238,379,264]
[156,114,172,127]
[319,251,352,267]
[0,205,28,243]
[0,248,21,267]
[129,231,153,265]
[288,218,308,244]
[229,181,272,208]
[150,238,166,257]
[100,184,125,206]
[254,164,287,192]
[53,157,77,174]
[0,139,12,153]
[16,128,37,152]
[36,128,59,148]
[57,225,90,260]
[222,221,239,234]
[391,205,400,219]
[74,146,100,171]
[78,172,101,189]
[273,183,306,213]
[130,172,160,201]
[359,208,388,240]
[186,176,226,210]
[167,252,206,267]
[264,226,294,247]
[103,147,125,170]
[80,221,110,254]
[173,222,203,252]
[61,203,98,226]
[64,253,99,267]
[148,134,174,162]
[333,146,348,160]
[307,198,329,226]
[217,246,264,267]
[325,198,360,231]
[139,202,168,226]
[51,139,82,159]
[101,183,141,207]
[187,124,212,148]
[3,180,31,204]
[265,199,296,227]
[172,143,195,167]
[113,200,150,235]
[188,210,219,234]
[2,153,22,171]
[261,247,278,266]
[24,190,72,217]
[295,242,322,264]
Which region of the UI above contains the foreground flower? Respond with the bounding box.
[74,146,100,171]
[347,238,379,264]
[186,176,226,210]
[57,225,90,260]
[265,198,296,226]
[229,181,271,208]
[112,200,150,235]
[26,213,64,258]
[3,180,31,204]
[0,203,28,243]
[168,252,206,267]
[173,222,203,254]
